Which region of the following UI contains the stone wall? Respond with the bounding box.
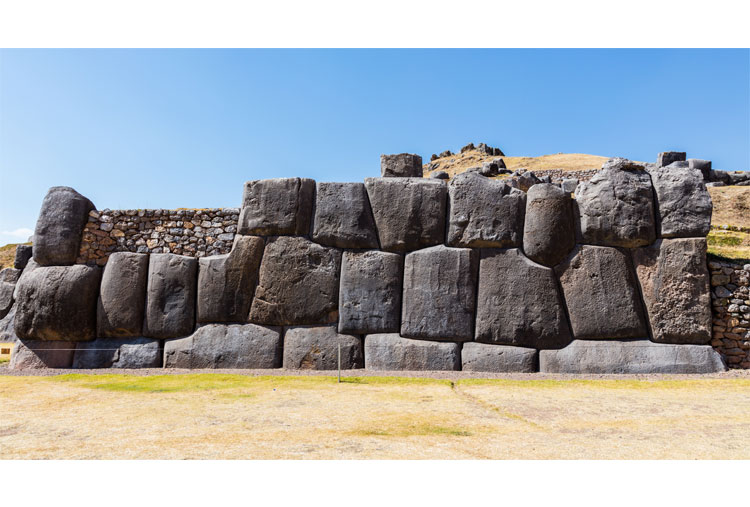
[709,260,750,368]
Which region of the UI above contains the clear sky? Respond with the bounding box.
[1,49,748,246]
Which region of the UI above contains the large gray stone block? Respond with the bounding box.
[14,245,33,270]
[539,340,726,374]
[401,245,477,342]
[283,326,363,370]
[688,159,712,180]
[97,252,149,337]
[648,164,712,238]
[364,178,447,252]
[364,334,460,371]
[461,342,537,372]
[311,182,379,248]
[14,264,101,341]
[164,323,282,369]
[249,236,341,325]
[657,151,686,168]
[338,250,402,335]
[73,337,162,369]
[10,340,75,369]
[575,158,656,248]
[0,303,18,342]
[523,183,576,266]
[632,238,712,344]
[143,254,197,339]
[238,178,315,236]
[555,245,647,340]
[475,248,571,349]
[33,186,95,266]
[0,281,14,319]
[380,153,423,178]
[0,268,21,283]
[197,235,264,323]
[446,172,526,248]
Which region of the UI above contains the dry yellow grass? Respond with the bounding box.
[709,186,750,229]
[1,374,749,459]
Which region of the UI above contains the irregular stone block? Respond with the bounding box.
[0,303,18,342]
[688,159,712,180]
[648,164,712,238]
[657,151,686,167]
[283,326,363,370]
[364,334,460,371]
[97,252,149,337]
[364,178,447,252]
[555,246,647,340]
[523,183,576,266]
[33,186,95,266]
[249,236,341,325]
[475,248,571,349]
[164,323,282,369]
[14,245,33,270]
[561,178,579,194]
[447,172,526,248]
[539,340,726,374]
[338,250,402,335]
[197,235,264,323]
[237,178,315,236]
[401,245,477,342]
[0,281,14,319]
[14,264,101,341]
[461,342,538,373]
[10,340,75,369]
[380,153,423,178]
[430,171,449,180]
[143,254,197,339]
[0,268,21,283]
[311,182,378,248]
[575,158,656,248]
[73,337,162,369]
[632,238,712,344]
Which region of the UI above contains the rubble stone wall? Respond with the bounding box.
[709,260,750,368]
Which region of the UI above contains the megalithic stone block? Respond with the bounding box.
[0,268,21,283]
[461,342,538,373]
[657,151,686,168]
[648,164,712,238]
[197,235,264,323]
[631,238,712,344]
[14,264,101,341]
[97,252,149,337]
[0,303,18,342]
[238,178,315,236]
[73,337,162,369]
[33,186,95,266]
[0,281,14,320]
[143,254,198,339]
[688,159,712,180]
[282,326,363,370]
[523,183,576,266]
[554,245,647,340]
[446,172,526,248]
[311,182,379,248]
[475,248,571,349]
[364,334,460,371]
[338,250,402,335]
[10,340,76,369]
[364,178,447,252]
[380,153,423,178]
[14,245,33,270]
[401,245,478,342]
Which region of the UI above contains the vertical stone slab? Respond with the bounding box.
[14,245,33,270]
[364,334,460,371]
[97,252,149,337]
[523,183,575,266]
[143,253,198,339]
[283,326,363,370]
[33,186,95,266]
[380,153,423,177]
[311,182,379,248]
[238,178,315,235]
[648,164,712,238]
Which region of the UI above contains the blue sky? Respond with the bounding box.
[0,49,748,246]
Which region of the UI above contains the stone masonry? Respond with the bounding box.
[709,260,750,369]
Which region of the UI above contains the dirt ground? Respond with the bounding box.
[1,369,748,459]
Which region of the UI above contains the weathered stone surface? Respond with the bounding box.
[338,250,402,335]
[648,164,712,238]
[430,171,449,180]
[12,259,39,301]
[555,246,647,339]
[0,303,18,341]
[380,153,423,178]
[14,245,33,270]
[14,264,101,341]
[364,334,460,371]
[540,340,726,373]
[0,281,14,319]
[364,178,447,252]
[688,159,712,180]
[164,323,282,368]
[401,245,477,342]
[632,238,712,344]
[311,182,378,248]
[33,186,95,266]
[523,183,576,266]
[97,252,149,337]
[475,248,571,349]
[657,151,686,168]
[143,254,197,339]
[561,178,579,194]
[238,178,315,235]
[447,172,526,248]
[283,326,363,370]
[10,340,75,369]
[461,342,537,372]
[0,268,21,283]
[249,236,341,325]
[73,337,162,369]
[197,235,264,323]
[575,158,656,248]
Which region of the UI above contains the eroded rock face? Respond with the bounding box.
[575,158,656,248]
[475,248,571,349]
[0,281,14,320]
[648,164,712,238]
[0,303,18,342]
[365,178,447,252]
[0,268,21,283]
[33,186,95,266]
[97,252,149,337]
[380,153,423,178]
[283,326,363,370]
[143,254,197,339]
[311,182,379,248]
[14,245,32,270]
[73,337,162,369]
[249,236,341,325]
[632,238,712,344]
[238,178,315,235]
[657,151,686,168]
[10,340,76,369]
[401,245,477,342]
[523,183,575,267]
[364,334,460,371]
[461,343,537,373]
[554,246,647,340]
[447,172,526,248]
